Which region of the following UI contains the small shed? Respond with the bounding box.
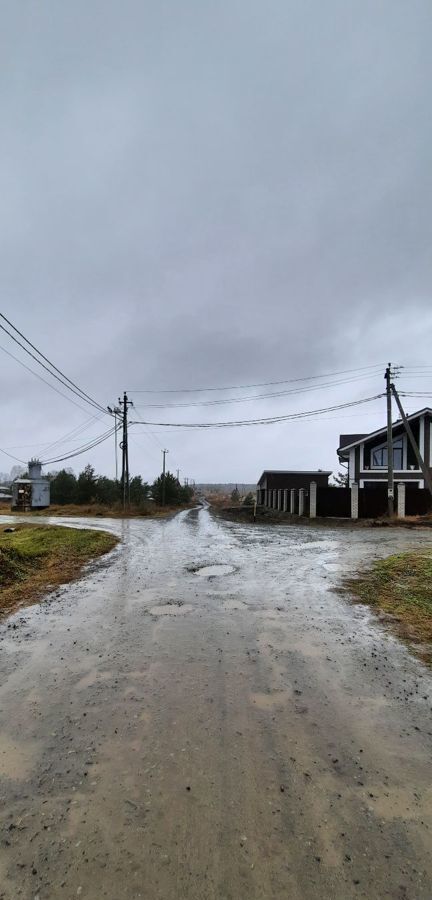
[11,459,50,511]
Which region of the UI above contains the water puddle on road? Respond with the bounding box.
[222,599,248,610]
[150,603,194,616]
[194,564,235,577]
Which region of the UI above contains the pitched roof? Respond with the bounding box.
[259,470,332,474]
[338,407,432,456]
[257,469,332,484]
[338,434,367,449]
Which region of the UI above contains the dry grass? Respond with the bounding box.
[0,523,118,617]
[0,502,189,519]
[345,548,432,663]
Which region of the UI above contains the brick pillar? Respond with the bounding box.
[283,489,288,512]
[309,481,317,518]
[397,482,406,518]
[298,488,305,516]
[351,483,359,520]
[290,488,296,514]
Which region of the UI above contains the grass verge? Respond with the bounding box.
[345,548,432,663]
[0,502,194,519]
[0,523,118,617]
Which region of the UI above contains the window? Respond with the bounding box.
[371,437,403,469]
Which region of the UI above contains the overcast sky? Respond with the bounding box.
[1,0,431,484]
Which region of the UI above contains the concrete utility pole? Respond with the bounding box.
[391,384,432,498]
[119,392,133,510]
[107,403,122,482]
[161,449,168,506]
[385,364,394,517]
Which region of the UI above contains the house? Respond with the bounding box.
[0,486,12,504]
[257,470,331,510]
[337,407,432,489]
[11,459,50,511]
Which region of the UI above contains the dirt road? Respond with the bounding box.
[0,507,431,899]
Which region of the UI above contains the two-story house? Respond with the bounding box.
[337,407,432,489]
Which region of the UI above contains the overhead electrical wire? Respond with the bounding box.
[0,342,103,417]
[131,372,381,409]
[127,363,384,394]
[40,424,119,466]
[0,447,26,464]
[130,393,385,430]
[40,412,106,457]
[0,313,110,416]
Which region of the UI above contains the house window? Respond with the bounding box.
[371,437,403,469]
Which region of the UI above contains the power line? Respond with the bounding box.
[40,412,105,457]
[127,363,384,394]
[131,372,381,409]
[0,342,102,417]
[0,447,26,464]
[130,393,385,430]
[40,425,118,466]
[0,314,110,416]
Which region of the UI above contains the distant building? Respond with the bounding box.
[257,470,331,507]
[11,459,50,511]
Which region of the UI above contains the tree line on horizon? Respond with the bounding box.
[47,465,194,508]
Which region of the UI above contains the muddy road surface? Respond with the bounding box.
[0,507,431,900]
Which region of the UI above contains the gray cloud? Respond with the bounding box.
[1,0,431,482]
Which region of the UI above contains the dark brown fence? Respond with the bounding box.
[316,487,351,518]
[405,487,432,516]
[358,486,388,518]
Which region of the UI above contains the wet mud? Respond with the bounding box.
[0,508,431,899]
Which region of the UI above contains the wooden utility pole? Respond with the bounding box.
[385,364,394,516]
[391,384,432,498]
[161,449,168,506]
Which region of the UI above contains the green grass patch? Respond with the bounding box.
[0,523,118,616]
[346,548,432,659]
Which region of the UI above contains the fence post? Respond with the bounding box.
[397,482,406,518]
[309,481,317,518]
[290,488,296,514]
[283,489,288,512]
[351,483,359,520]
[298,488,305,516]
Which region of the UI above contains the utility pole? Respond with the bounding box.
[385,364,394,517]
[161,449,168,506]
[391,384,432,498]
[176,468,180,483]
[107,403,122,482]
[119,392,133,510]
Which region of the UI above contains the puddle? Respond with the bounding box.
[222,599,248,610]
[150,604,194,616]
[194,564,235,578]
